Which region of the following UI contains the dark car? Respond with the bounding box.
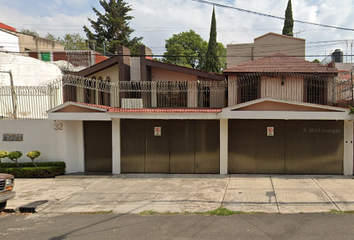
[0,173,15,212]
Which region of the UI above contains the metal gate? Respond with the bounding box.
[121,119,220,173]
[84,121,112,173]
[228,120,343,174]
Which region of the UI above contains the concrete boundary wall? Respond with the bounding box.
[0,120,84,174]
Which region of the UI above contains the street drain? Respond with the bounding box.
[19,200,48,213]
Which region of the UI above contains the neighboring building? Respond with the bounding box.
[0,52,62,86]
[0,22,64,54]
[0,27,19,53]
[227,32,305,68]
[27,50,108,69]
[0,52,63,119]
[17,32,64,53]
[322,49,354,107]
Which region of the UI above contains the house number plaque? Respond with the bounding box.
[3,133,23,141]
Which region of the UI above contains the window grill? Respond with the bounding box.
[305,77,326,105]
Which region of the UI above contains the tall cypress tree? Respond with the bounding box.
[204,6,219,73]
[282,0,294,36]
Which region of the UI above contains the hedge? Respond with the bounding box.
[0,162,66,178]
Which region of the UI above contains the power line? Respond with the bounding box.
[191,0,354,31]
[0,50,348,58]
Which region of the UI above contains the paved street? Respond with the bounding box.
[6,174,354,214]
[2,212,354,240]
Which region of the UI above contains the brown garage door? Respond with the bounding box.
[229,120,285,174]
[121,119,219,173]
[228,120,343,174]
[285,120,343,174]
[84,121,112,173]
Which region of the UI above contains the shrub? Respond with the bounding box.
[26,151,41,167]
[6,151,22,167]
[0,151,9,163]
[0,162,66,178]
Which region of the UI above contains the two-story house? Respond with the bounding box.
[47,44,352,176]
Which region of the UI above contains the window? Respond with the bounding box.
[305,77,326,105]
[198,86,210,107]
[85,77,96,104]
[94,77,111,106]
[238,76,260,103]
[64,84,77,102]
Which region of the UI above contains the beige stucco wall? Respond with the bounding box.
[151,68,197,82]
[76,64,119,107]
[261,76,304,102]
[228,76,238,106]
[227,33,305,68]
[228,76,304,106]
[130,57,141,81]
[88,64,119,83]
[18,33,64,53]
[57,105,103,113]
[237,101,336,111]
[228,75,334,106]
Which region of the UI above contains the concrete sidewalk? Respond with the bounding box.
[6,174,354,214]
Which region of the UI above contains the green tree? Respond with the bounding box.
[312,59,320,63]
[20,29,39,37]
[6,151,22,167]
[26,151,41,167]
[83,0,143,55]
[0,150,9,164]
[60,33,89,50]
[216,42,226,72]
[204,7,220,73]
[44,33,60,42]
[282,0,294,36]
[163,30,226,71]
[163,30,207,69]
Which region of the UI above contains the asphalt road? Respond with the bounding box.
[1,212,354,240]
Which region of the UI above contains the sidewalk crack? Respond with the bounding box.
[310,175,341,211]
[269,175,281,213]
[221,175,231,207]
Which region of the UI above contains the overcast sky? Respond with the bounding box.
[1,0,354,61]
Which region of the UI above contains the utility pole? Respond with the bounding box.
[0,70,17,119]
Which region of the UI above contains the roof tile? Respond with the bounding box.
[77,102,222,113]
[224,53,338,74]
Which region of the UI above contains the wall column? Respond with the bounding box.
[344,120,353,175]
[220,118,228,174]
[112,118,121,174]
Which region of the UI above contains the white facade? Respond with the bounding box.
[0,119,84,174]
[0,29,19,53]
[1,100,353,176]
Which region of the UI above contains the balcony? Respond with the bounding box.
[0,73,352,120]
[62,75,228,109]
